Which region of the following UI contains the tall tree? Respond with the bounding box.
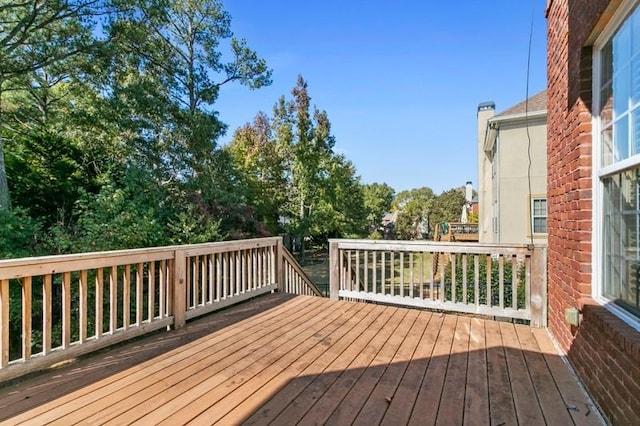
[226,111,287,231]
[107,0,272,177]
[393,187,435,240]
[0,0,102,210]
[362,183,395,233]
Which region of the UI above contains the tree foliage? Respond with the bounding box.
[0,0,275,258]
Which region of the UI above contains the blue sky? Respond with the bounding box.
[215,1,547,194]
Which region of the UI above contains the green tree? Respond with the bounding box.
[0,0,102,210]
[393,187,435,240]
[362,183,395,233]
[107,0,272,177]
[430,187,466,226]
[226,111,287,232]
[312,155,366,240]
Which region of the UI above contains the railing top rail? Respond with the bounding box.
[329,239,545,255]
[0,237,282,280]
[281,248,323,297]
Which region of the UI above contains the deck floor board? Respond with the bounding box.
[0,294,601,425]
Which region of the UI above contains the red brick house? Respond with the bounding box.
[546,0,640,423]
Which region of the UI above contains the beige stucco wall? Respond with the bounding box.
[477,107,495,243]
[493,115,547,244]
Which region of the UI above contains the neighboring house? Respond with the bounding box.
[547,0,640,423]
[477,91,548,244]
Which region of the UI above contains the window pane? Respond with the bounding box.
[634,107,640,156]
[533,217,547,234]
[533,199,546,215]
[600,6,640,317]
[614,64,630,116]
[603,170,640,314]
[632,53,640,104]
[601,39,613,86]
[614,114,630,161]
[602,126,614,166]
[614,21,631,70]
[633,7,640,56]
[601,83,613,127]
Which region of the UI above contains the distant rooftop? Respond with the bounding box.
[495,90,547,117]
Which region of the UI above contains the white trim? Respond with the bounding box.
[488,109,547,125]
[592,0,640,328]
[598,154,640,178]
[530,197,548,235]
[592,45,602,302]
[594,296,640,332]
[593,1,640,50]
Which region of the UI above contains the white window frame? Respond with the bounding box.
[593,0,640,330]
[530,197,548,236]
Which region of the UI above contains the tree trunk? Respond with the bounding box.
[0,83,11,211]
[0,138,9,210]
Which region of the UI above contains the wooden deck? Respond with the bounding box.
[0,294,600,425]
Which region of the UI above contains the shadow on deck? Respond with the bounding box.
[0,294,601,425]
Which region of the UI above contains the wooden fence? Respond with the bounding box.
[0,237,320,382]
[329,239,546,327]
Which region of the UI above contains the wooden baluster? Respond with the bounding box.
[43,274,52,354]
[408,252,414,297]
[95,268,103,338]
[148,262,155,322]
[485,255,492,307]
[109,267,117,331]
[364,250,368,293]
[372,251,377,294]
[399,252,404,297]
[512,257,519,309]
[22,277,32,360]
[419,252,425,300]
[123,265,130,330]
[223,252,229,299]
[201,255,207,304]
[451,255,456,303]
[462,255,468,304]
[136,263,143,325]
[79,270,88,343]
[429,252,435,301]
[390,252,395,296]
[159,260,167,317]
[355,250,360,291]
[167,258,175,317]
[208,255,214,304]
[216,253,222,302]
[347,250,353,291]
[525,255,532,314]
[1,279,8,367]
[474,255,480,306]
[499,256,505,309]
[191,256,197,308]
[62,272,71,348]
[235,251,241,295]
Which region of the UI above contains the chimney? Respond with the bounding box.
[465,181,473,204]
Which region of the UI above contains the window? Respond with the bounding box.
[595,1,640,317]
[531,198,547,234]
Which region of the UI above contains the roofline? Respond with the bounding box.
[489,109,547,125]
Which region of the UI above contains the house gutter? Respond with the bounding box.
[483,109,547,152]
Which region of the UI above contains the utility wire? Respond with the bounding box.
[525,0,536,248]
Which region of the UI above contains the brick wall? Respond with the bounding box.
[546,0,640,424]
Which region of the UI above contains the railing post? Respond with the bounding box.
[173,248,187,329]
[530,245,547,328]
[276,237,285,293]
[329,240,340,300]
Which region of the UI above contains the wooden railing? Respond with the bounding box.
[329,239,547,327]
[282,248,324,297]
[0,237,322,382]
